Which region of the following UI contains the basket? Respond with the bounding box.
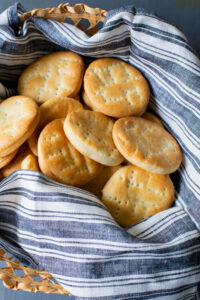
[0,2,107,295]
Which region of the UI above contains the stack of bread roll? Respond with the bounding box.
[0,52,182,227]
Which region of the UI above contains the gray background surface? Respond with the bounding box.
[0,0,199,299]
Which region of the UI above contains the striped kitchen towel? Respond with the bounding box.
[0,3,200,299]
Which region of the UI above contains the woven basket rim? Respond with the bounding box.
[18,2,107,35]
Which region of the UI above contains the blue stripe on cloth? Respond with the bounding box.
[0,3,200,299]
[0,235,38,268]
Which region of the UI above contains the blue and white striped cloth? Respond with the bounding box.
[0,3,200,299]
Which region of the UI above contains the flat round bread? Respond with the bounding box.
[142,112,163,126]
[84,58,150,118]
[0,149,18,169]
[1,144,32,177]
[82,89,99,112]
[102,165,174,227]
[0,96,39,157]
[39,97,83,128]
[38,118,102,186]
[113,116,182,174]
[64,110,124,166]
[83,165,122,199]
[28,97,83,156]
[18,51,84,104]
[21,154,40,172]
[73,93,80,101]
[27,126,41,156]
